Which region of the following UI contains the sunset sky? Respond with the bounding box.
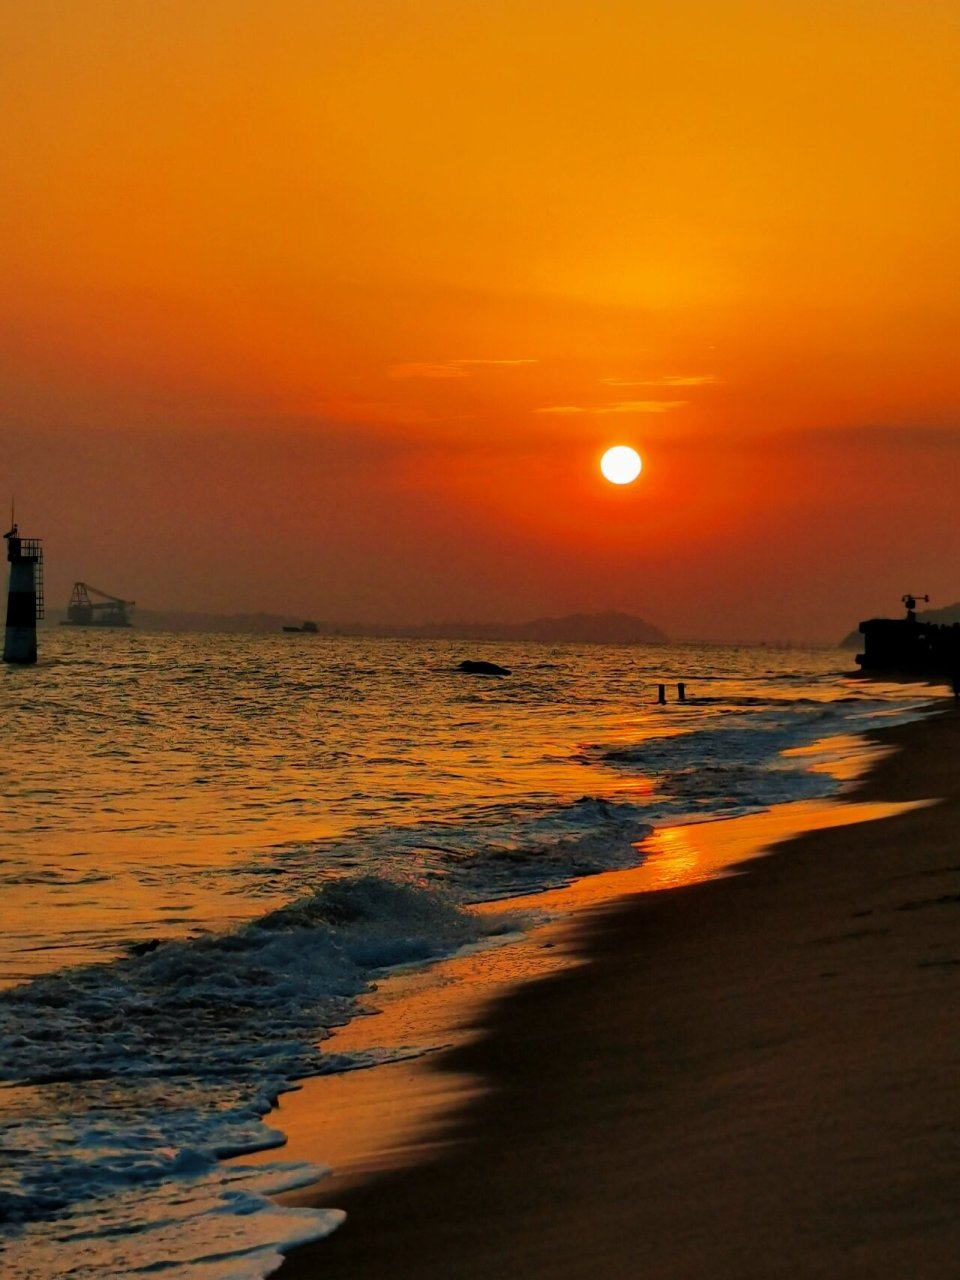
[3,1,959,642]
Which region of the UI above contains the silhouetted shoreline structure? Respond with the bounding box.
[856,594,960,676]
[4,522,44,664]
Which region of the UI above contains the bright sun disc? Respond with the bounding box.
[600,445,642,485]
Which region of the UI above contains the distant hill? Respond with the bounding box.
[44,608,669,645]
[839,602,960,649]
[491,611,668,644]
[392,611,668,644]
[45,608,295,634]
[914,603,960,626]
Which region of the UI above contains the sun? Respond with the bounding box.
[600,445,642,485]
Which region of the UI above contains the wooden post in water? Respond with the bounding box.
[677,682,686,701]
[657,683,666,704]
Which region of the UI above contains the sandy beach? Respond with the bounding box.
[276,705,960,1279]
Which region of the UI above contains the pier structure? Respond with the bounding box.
[3,523,44,664]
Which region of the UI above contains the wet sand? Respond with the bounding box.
[278,706,960,1279]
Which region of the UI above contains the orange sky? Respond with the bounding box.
[3,1,960,642]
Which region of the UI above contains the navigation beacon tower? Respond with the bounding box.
[3,520,44,664]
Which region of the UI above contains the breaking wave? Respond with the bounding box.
[0,875,503,1274]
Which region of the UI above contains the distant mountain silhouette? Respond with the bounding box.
[913,603,960,626]
[487,611,668,644]
[45,607,669,644]
[839,602,960,649]
[45,609,299,635]
[396,611,668,644]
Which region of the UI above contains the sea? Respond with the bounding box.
[0,630,938,1278]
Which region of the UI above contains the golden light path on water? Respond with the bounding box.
[0,632,881,987]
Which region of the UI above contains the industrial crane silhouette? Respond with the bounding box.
[63,582,135,627]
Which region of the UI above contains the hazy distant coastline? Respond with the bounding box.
[43,608,669,645]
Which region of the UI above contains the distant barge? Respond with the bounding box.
[857,594,959,677]
[61,582,134,627]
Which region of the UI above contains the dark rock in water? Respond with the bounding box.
[130,938,162,956]
[457,659,511,676]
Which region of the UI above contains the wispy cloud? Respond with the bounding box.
[601,375,718,388]
[535,400,686,415]
[389,358,538,380]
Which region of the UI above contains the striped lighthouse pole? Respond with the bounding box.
[3,523,44,665]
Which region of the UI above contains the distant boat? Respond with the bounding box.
[282,620,319,634]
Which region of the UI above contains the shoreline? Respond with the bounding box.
[274,702,960,1278]
[249,750,910,1198]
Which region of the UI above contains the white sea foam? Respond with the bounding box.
[1,1159,344,1280]
[593,697,932,818]
[0,875,500,1275]
[258,794,655,905]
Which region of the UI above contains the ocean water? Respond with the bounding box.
[0,631,936,1277]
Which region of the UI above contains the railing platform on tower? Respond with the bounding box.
[16,540,44,617]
